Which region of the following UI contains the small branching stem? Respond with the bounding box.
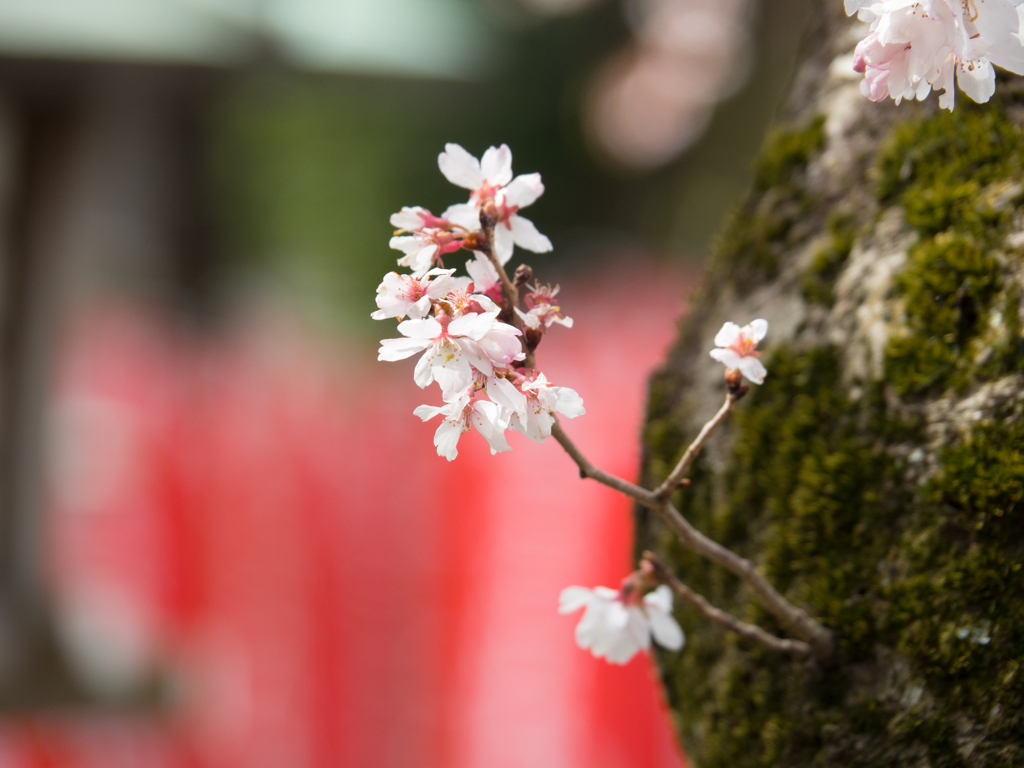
[653,395,736,500]
[642,551,813,658]
[480,219,522,330]
[550,419,835,663]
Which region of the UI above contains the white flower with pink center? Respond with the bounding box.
[371,268,469,321]
[437,143,553,266]
[515,284,573,332]
[709,319,768,385]
[414,387,512,461]
[390,230,466,277]
[465,252,504,305]
[390,206,455,233]
[558,584,684,665]
[509,372,585,443]
[377,312,523,399]
[847,0,1024,110]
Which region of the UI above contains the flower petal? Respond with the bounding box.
[502,173,545,208]
[559,586,594,614]
[438,143,482,190]
[377,337,432,362]
[709,348,743,369]
[480,144,513,187]
[510,215,553,253]
[713,322,741,348]
[493,223,515,265]
[748,318,768,343]
[648,609,685,651]
[442,202,481,230]
[434,419,463,461]
[738,356,768,385]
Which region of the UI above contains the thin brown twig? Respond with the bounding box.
[653,395,736,500]
[479,219,522,333]
[549,418,835,662]
[642,551,813,658]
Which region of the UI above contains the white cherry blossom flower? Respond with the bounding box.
[371,269,469,321]
[515,284,573,332]
[709,319,768,385]
[438,143,552,265]
[465,252,504,304]
[849,0,1024,110]
[558,584,684,665]
[390,206,455,232]
[390,230,466,277]
[414,388,512,461]
[378,312,523,399]
[509,372,584,442]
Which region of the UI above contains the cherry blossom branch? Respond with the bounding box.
[641,552,813,658]
[653,394,736,501]
[550,418,835,662]
[478,212,522,332]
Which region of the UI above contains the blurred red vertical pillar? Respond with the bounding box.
[4,261,692,768]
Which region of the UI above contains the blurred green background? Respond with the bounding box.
[200,0,813,334]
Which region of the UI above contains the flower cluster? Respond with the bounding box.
[374,144,806,668]
[847,0,1024,110]
[375,144,583,461]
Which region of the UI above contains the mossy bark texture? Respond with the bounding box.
[639,6,1024,767]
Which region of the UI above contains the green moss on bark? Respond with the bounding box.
[644,346,1024,767]
[641,90,1024,767]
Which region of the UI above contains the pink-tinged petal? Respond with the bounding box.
[438,143,483,190]
[648,609,685,651]
[456,338,494,378]
[471,400,512,455]
[396,317,442,340]
[643,584,674,614]
[553,387,585,419]
[493,224,515,265]
[413,403,446,422]
[403,246,437,277]
[956,59,996,104]
[480,144,513,187]
[748,318,768,343]
[511,408,553,443]
[442,202,481,230]
[709,348,743,369]
[390,235,422,254]
[378,337,432,362]
[509,215,553,253]
[738,357,768,385]
[574,605,604,648]
[714,322,741,347]
[407,295,433,320]
[559,586,594,614]
[390,206,428,230]
[448,311,498,340]
[434,419,463,461]
[502,172,545,208]
[466,252,499,291]
[976,2,1024,75]
[515,307,541,330]
[606,601,630,629]
[487,376,528,418]
[413,350,435,389]
[426,345,474,399]
[427,275,471,300]
[477,328,524,368]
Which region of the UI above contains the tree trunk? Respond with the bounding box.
[638,4,1024,766]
